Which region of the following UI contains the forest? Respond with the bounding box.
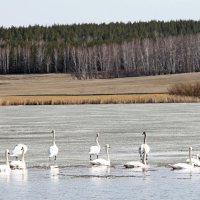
[1,20,200,79]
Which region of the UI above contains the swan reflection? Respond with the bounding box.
[89,165,110,176]
[0,171,10,183]
[11,169,28,183]
[50,165,59,182]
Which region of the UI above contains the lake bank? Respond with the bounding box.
[0,94,199,105]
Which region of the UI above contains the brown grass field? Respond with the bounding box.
[0,72,200,105]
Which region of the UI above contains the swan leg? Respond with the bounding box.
[97,155,98,159]
[90,155,92,161]
[54,156,57,160]
[49,157,51,161]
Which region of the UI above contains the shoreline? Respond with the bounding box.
[1,94,199,106]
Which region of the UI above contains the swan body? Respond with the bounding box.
[90,158,110,166]
[124,146,148,168]
[124,161,146,168]
[168,147,195,170]
[10,147,26,169]
[139,132,150,160]
[48,130,59,160]
[10,160,26,169]
[10,144,27,159]
[90,144,110,166]
[89,133,101,160]
[168,163,194,170]
[0,149,11,174]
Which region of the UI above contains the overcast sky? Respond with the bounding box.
[0,0,200,27]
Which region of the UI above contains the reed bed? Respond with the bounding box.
[168,81,200,97]
[0,94,199,106]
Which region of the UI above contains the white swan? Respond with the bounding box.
[124,148,148,168]
[186,153,200,167]
[48,130,59,160]
[0,149,11,174]
[10,147,26,169]
[168,147,194,170]
[139,131,150,160]
[10,144,27,159]
[90,144,110,166]
[89,133,101,160]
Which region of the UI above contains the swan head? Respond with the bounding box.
[51,130,55,134]
[96,133,100,137]
[189,147,192,151]
[105,144,111,149]
[142,131,146,136]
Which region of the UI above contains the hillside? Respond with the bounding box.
[0,73,200,105]
[0,72,199,97]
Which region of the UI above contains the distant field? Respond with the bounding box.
[0,72,200,105]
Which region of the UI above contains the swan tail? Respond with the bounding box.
[168,164,176,169]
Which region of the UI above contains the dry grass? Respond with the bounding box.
[0,72,200,105]
[0,94,199,106]
[168,81,200,97]
[1,72,200,97]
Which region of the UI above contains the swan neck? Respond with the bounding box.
[142,150,147,165]
[106,147,110,161]
[144,133,147,144]
[53,132,56,145]
[21,148,25,162]
[96,135,100,147]
[5,151,9,166]
[189,148,192,164]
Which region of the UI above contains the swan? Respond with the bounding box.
[139,131,150,160]
[168,147,195,170]
[90,144,110,166]
[0,149,11,174]
[10,144,27,159]
[186,153,200,167]
[89,133,101,160]
[48,130,59,161]
[10,147,26,169]
[124,148,148,168]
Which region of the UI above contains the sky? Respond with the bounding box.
[0,0,200,27]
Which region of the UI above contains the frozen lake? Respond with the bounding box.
[0,104,200,199]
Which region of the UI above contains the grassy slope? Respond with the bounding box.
[0,72,200,105]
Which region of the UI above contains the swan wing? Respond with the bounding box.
[11,144,27,157]
[124,161,146,168]
[49,144,59,157]
[138,146,142,154]
[144,144,150,153]
[139,144,150,156]
[89,146,100,155]
[90,159,110,166]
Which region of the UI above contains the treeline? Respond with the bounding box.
[1,20,200,78]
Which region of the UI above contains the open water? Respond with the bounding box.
[0,104,200,199]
